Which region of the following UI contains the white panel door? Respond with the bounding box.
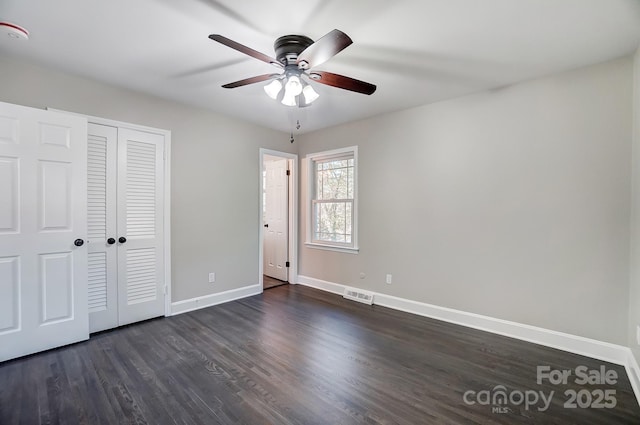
[117,128,165,326]
[0,101,88,362]
[87,123,118,332]
[264,159,288,281]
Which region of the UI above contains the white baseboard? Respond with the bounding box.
[627,350,640,406]
[297,275,345,295]
[296,274,638,403]
[171,283,262,315]
[375,291,629,365]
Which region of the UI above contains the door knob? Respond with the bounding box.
[264,224,269,228]
[74,239,84,247]
[119,237,127,243]
[107,238,116,245]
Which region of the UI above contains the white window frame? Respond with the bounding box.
[305,146,359,254]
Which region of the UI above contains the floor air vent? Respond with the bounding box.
[343,287,374,305]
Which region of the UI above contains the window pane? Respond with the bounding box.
[313,201,352,243]
[316,203,329,234]
[319,202,346,235]
[316,168,323,198]
[321,168,348,199]
[317,233,346,243]
[345,202,352,236]
[316,157,353,201]
[322,159,346,170]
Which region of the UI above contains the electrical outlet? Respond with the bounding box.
[208,272,216,283]
[386,274,392,284]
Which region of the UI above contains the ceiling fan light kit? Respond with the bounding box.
[302,84,320,103]
[209,29,376,107]
[264,79,283,99]
[263,73,321,107]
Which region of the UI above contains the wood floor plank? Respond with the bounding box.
[1,284,639,424]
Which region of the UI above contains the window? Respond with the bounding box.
[306,146,358,252]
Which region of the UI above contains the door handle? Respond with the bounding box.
[74,239,84,247]
[107,238,116,245]
[119,237,127,243]
[264,224,269,228]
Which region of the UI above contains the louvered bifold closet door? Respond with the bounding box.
[87,124,118,333]
[117,128,165,326]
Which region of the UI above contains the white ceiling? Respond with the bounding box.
[1,0,640,134]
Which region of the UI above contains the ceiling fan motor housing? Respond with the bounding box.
[274,35,314,65]
[209,30,376,95]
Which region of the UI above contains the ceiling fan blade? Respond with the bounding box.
[209,34,281,67]
[309,71,376,95]
[222,73,279,89]
[297,29,353,69]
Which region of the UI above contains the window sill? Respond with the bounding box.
[305,242,359,254]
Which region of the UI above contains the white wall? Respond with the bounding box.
[298,57,633,345]
[0,54,294,302]
[1,53,634,346]
[630,47,640,362]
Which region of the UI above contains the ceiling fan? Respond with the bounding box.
[208,29,376,107]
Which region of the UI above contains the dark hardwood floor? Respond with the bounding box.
[1,285,639,424]
[263,274,287,290]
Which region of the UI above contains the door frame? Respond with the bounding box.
[49,109,173,316]
[259,149,298,288]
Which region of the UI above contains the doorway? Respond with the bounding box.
[259,149,297,291]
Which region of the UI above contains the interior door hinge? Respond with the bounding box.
[286,261,290,268]
[164,285,168,295]
[286,169,290,176]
